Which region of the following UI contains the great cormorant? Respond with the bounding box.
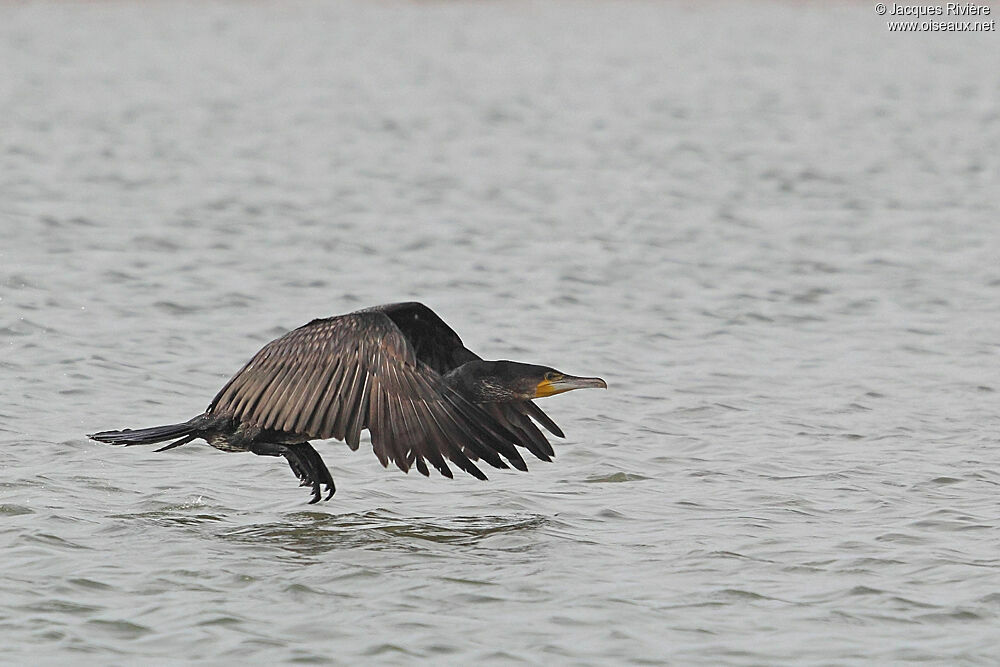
[89,302,607,503]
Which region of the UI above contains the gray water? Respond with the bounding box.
[3,1,1000,663]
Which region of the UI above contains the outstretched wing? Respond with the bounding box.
[207,310,528,479]
[372,302,565,450]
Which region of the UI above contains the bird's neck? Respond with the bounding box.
[443,361,520,403]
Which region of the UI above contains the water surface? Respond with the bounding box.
[2,1,1000,663]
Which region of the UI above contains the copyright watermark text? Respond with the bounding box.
[876,3,996,31]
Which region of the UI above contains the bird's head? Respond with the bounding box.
[447,360,607,402]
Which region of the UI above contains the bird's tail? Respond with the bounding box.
[88,418,201,452]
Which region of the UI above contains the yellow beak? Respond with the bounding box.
[534,375,608,398]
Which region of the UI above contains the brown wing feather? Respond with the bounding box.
[207,310,526,478]
[488,402,556,461]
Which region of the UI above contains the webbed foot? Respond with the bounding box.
[283,443,336,504]
[249,441,336,503]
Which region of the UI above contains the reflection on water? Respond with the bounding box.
[221,511,547,554]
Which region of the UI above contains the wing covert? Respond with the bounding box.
[370,302,479,374]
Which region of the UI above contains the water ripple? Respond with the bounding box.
[2,1,999,663]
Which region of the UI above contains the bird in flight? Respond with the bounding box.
[89,302,606,503]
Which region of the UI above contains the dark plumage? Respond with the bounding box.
[89,302,606,503]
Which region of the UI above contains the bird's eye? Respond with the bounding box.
[545,372,559,382]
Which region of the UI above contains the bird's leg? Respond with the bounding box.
[248,442,335,504]
[288,443,336,502]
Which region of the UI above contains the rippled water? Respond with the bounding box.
[3,1,1000,663]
